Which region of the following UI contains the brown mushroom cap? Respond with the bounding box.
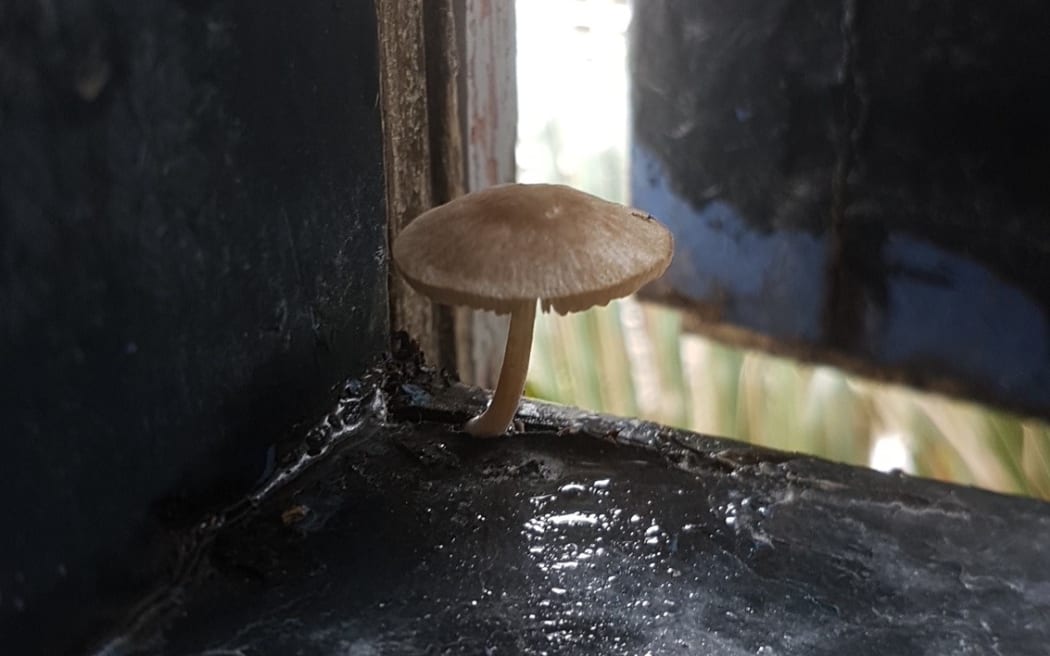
[392,183,674,315]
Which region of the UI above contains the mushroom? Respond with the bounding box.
[392,183,674,437]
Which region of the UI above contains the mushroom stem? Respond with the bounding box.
[465,300,537,437]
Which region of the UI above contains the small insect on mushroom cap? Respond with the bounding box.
[392,183,674,315]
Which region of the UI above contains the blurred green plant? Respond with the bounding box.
[527,300,1050,500]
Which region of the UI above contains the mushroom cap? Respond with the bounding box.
[392,183,674,315]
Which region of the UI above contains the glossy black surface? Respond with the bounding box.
[631,1,1050,418]
[0,1,385,650]
[100,351,1050,655]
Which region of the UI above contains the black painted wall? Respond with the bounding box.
[631,1,1050,418]
[0,0,386,650]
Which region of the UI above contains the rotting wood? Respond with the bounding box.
[423,0,467,374]
[455,0,518,388]
[377,0,439,363]
[377,0,517,385]
[424,1,467,206]
[376,0,433,359]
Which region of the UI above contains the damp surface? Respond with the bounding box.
[147,377,1050,656]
